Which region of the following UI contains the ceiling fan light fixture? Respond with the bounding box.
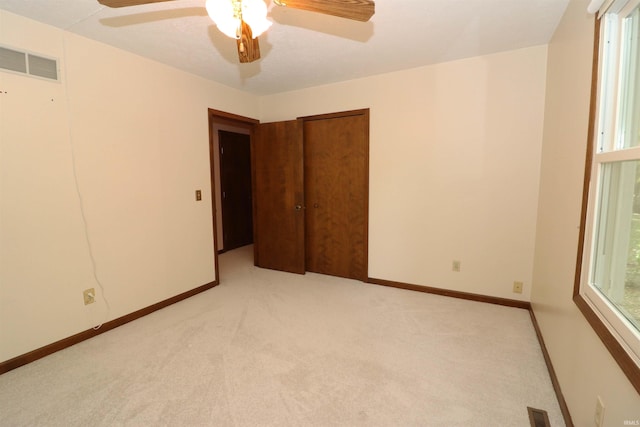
[98,0,374,64]
[205,0,272,40]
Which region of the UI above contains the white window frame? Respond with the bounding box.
[579,0,640,379]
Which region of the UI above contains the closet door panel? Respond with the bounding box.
[304,112,368,280]
[252,120,305,274]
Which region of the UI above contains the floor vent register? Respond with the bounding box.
[527,407,551,427]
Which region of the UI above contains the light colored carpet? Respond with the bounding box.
[0,245,564,426]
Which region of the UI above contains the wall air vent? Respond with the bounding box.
[0,45,59,82]
[28,54,58,80]
[0,46,27,73]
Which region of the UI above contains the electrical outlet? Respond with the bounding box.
[595,396,605,427]
[195,190,202,201]
[452,260,461,272]
[83,288,95,305]
[513,281,523,294]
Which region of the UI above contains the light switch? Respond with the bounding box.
[195,190,202,201]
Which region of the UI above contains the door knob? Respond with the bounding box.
[295,205,303,210]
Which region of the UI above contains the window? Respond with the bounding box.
[578,0,640,387]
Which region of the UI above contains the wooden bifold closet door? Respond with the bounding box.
[252,120,306,274]
[252,109,369,281]
[303,112,368,281]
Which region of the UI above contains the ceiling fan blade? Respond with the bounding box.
[98,0,176,7]
[275,0,374,22]
[237,21,261,63]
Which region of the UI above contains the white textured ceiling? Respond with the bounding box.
[0,0,569,95]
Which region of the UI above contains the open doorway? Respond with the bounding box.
[218,130,253,252]
[208,109,259,282]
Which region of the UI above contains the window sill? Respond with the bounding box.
[573,293,640,393]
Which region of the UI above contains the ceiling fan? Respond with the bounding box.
[97,0,375,63]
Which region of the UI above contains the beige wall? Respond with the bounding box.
[0,10,258,361]
[260,45,548,302]
[531,0,640,425]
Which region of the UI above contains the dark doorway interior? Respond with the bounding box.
[219,130,253,251]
